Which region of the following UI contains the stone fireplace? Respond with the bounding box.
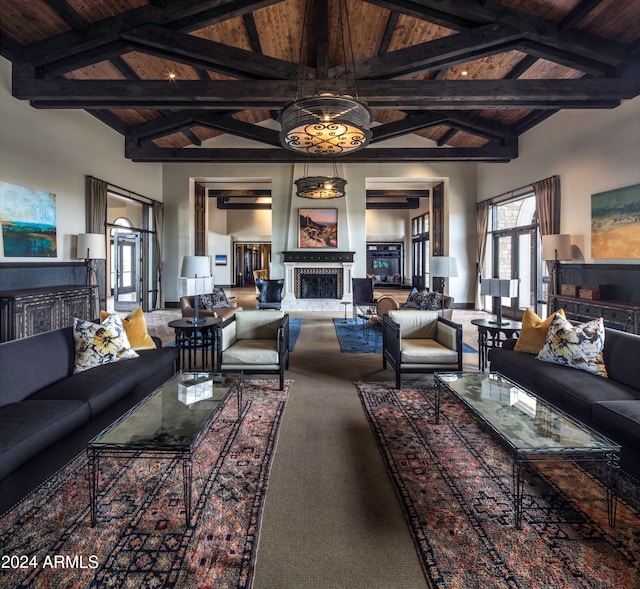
[282,251,355,311]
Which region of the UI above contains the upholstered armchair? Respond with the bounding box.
[216,310,289,390]
[255,278,284,310]
[383,309,462,389]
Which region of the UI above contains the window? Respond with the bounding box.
[485,194,548,317]
[411,213,429,289]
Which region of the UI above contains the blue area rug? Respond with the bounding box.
[289,318,303,351]
[333,318,477,354]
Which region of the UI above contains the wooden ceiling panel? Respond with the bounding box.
[0,0,70,44]
[443,131,489,148]
[152,132,192,149]
[191,16,252,52]
[387,13,455,52]
[121,51,202,80]
[191,126,225,143]
[493,0,578,22]
[576,0,640,42]
[233,110,273,124]
[372,109,406,125]
[415,125,449,142]
[63,60,126,80]
[519,59,583,80]
[253,0,306,62]
[441,50,528,80]
[479,109,534,125]
[111,108,161,126]
[67,0,148,24]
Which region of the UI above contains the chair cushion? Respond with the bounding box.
[0,400,90,479]
[235,310,284,339]
[400,339,459,364]
[222,340,279,365]
[388,310,439,339]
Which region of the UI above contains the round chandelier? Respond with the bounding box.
[280,94,373,156]
[295,175,347,199]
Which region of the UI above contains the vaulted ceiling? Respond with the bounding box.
[1,0,638,163]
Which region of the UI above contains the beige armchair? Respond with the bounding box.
[216,310,289,390]
[382,309,462,389]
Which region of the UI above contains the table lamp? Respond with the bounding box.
[481,278,520,326]
[76,233,106,317]
[180,255,212,324]
[429,256,458,312]
[541,234,572,295]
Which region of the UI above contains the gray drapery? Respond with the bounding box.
[533,176,561,294]
[152,201,164,309]
[85,177,108,315]
[475,200,490,310]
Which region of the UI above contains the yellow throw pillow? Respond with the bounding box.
[100,306,156,350]
[514,308,566,354]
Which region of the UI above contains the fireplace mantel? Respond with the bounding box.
[283,251,355,263]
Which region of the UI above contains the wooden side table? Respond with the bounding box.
[471,318,522,372]
[168,317,221,371]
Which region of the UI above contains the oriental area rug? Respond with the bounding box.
[357,381,640,589]
[0,379,290,589]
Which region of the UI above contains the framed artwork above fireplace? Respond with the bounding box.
[298,208,338,248]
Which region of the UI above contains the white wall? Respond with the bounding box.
[478,96,640,263]
[0,57,162,263]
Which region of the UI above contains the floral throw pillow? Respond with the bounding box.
[403,288,442,311]
[536,314,607,377]
[199,288,230,310]
[73,314,139,374]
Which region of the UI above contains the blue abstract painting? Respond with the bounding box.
[0,181,57,257]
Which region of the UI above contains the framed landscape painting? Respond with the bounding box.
[591,183,640,258]
[0,181,57,257]
[299,208,338,248]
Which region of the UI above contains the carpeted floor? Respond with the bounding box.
[357,381,640,589]
[0,380,290,589]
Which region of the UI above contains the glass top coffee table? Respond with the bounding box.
[434,371,620,529]
[87,371,243,527]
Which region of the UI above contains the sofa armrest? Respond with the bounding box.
[218,317,237,352]
[151,335,163,349]
[436,317,463,370]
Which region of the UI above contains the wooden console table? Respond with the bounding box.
[0,285,97,342]
[548,294,640,335]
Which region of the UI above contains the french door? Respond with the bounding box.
[113,231,140,311]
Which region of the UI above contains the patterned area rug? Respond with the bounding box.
[0,380,290,589]
[357,382,640,589]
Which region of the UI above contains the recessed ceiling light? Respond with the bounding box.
[461,70,468,76]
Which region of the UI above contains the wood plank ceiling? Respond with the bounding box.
[1,0,638,163]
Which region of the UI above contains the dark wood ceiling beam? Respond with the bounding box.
[16,78,637,109]
[366,190,429,198]
[209,190,272,197]
[23,0,282,66]
[109,56,139,80]
[362,0,476,31]
[371,112,448,143]
[517,41,613,77]
[412,0,628,66]
[437,128,457,146]
[192,114,282,146]
[120,25,297,80]
[87,109,131,134]
[41,0,88,32]
[438,110,512,141]
[512,109,558,135]
[315,0,329,79]
[40,41,134,78]
[182,129,202,146]
[378,11,400,55]
[559,0,605,31]
[216,198,271,210]
[243,13,263,54]
[124,142,519,162]
[367,198,420,209]
[331,23,524,79]
[507,55,538,79]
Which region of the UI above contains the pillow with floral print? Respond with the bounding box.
[403,288,442,311]
[198,288,230,309]
[73,314,139,373]
[536,314,607,377]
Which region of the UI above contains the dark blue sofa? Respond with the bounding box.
[489,327,640,480]
[0,325,178,515]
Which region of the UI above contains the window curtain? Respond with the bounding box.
[475,200,490,309]
[85,177,108,315]
[533,176,561,294]
[152,201,164,309]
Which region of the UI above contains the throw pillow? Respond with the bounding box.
[536,314,607,377]
[403,288,441,311]
[73,314,139,373]
[100,306,156,350]
[199,288,230,310]
[514,308,566,354]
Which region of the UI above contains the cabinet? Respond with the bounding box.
[548,294,640,335]
[0,285,96,342]
[367,243,403,286]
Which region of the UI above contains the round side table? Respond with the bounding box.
[471,318,522,372]
[168,317,221,371]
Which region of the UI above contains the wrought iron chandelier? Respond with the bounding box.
[295,162,347,199]
[279,0,372,156]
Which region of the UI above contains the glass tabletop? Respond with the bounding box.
[89,372,239,451]
[435,372,619,455]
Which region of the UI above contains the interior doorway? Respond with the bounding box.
[112,230,141,312]
[234,243,271,287]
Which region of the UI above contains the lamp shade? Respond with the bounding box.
[430,256,458,278]
[180,256,211,278]
[541,234,572,261]
[76,233,106,259]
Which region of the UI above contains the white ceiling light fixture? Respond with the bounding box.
[279,0,373,156]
